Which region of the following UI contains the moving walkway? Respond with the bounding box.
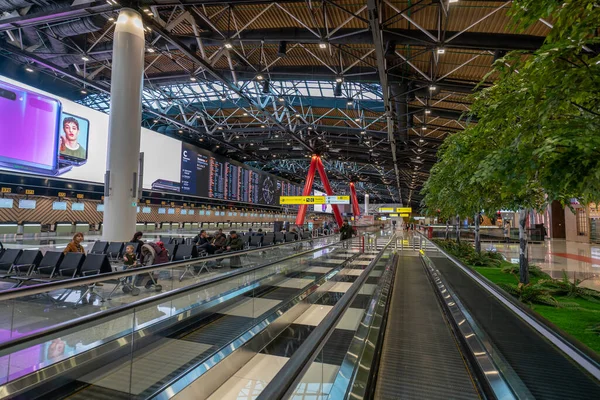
[1,234,599,399]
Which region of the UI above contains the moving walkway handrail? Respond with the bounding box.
[0,237,351,358]
[0,234,333,302]
[416,231,600,381]
[256,235,396,400]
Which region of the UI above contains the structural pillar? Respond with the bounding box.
[364,194,369,215]
[349,182,360,217]
[103,9,145,241]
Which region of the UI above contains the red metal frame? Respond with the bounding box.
[349,182,361,217]
[295,155,318,226]
[295,155,344,227]
[315,156,344,227]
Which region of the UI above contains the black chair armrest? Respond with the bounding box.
[60,268,78,278]
[82,269,100,277]
[12,263,36,276]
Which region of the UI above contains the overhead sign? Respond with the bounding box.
[280,195,350,205]
[390,213,399,217]
[378,207,394,213]
[399,213,410,217]
[325,195,350,204]
[396,207,412,213]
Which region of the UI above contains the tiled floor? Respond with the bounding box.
[492,239,600,290]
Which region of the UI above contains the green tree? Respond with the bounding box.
[422,0,600,284]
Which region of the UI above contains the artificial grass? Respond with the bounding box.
[473,266,600,355]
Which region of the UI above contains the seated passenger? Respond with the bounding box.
[135,242,167,288]
[211,232,227,252]
[256,228,264,236]
[192,230,207,245]
[215,231,243,254]
[248,228,254,236]
[131,231,144,245]
[64,232,86,255]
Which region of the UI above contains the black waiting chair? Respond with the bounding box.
[285,233,298,242]
[15,251,64,286]
[177,245,200,280]
[159,236,172,244]
[164,243,178,261]
[274,232,285,244]
[106,242,124,261]
[74,254,111,308]
[262,234,275,247]
[57,253,86,279]
[248,235,263,248]
[0,249,23,278]
[10,250,43,276]
[89,241,109,254]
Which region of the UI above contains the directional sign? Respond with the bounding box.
[396,207,412,213]
[325,195,350,204]
[280,195,350,205]
[280,196,325,205]
[378,207,394,213]
[399,213,410,217]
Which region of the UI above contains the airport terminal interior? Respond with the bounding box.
[0,1,599,399]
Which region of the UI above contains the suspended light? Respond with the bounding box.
[217,126,224,130]
[224,41,233,49]
[422,126,427,130]
[178,130,183,133]
[190,76,197,82]
[319,42,328,49]
[335,76,343,83]
[25,67,34,72]
[153,119,158,123]
[243,112,248,116]
[220,95,227,101]
[256,74,264,80]
[360,131,366,135]
[108,16,115,22]
[308,126,313,130]
[425,109,431,114]
[346,99,353,106]
[354,117,360,122]
[274,134,279,138]
[147,47,155,53]
[80,89,87,94]
[449,0,459,3]
[261,124,266,128]
[295,113,301,117]
[419,138,425,143]
[278,97,284,102]
[235,135,240,138]
[81,56,89,61]
[437,48,445,54]
[429,85,436,91]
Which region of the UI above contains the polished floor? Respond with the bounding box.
[490,239,600,290]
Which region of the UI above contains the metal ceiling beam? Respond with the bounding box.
[368,0,402,205]
[143,13,315,153]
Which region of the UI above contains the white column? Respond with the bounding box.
[364,194,369,215]
[103,9,145,241]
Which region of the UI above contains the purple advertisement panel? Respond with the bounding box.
[0,80,61,172]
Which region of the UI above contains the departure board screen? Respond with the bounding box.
[180,143,302,205]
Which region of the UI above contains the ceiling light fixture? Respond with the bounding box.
[218,126,224,130]
[425,109,431,114]
[261,124,266,128]
[190,76,197,82]
[360,131,366,135]
[319,42,328,49]
[224,41,233,49]
[422,126,427,130]
[25,67,33,72]
[335,76,343,83]
[80,89,87,94]
[147,47,155,53]
[153,119,158,123]
[437,47,445,54]
[429,85,436,91]
[243,112,248,116]
[81,56,89,61]
[354,117,360,122]
[346,99,353,106]
[256,74,264,80]
[419,138,425,143]
[278,97,284,102]
[220,95,227,101]
[178,130,183,133]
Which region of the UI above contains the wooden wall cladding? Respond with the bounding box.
[0,195,295,225]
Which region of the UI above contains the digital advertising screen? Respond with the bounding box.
[313,190,333,214]
[96,204,104,212]
[18,199,36,209]
[71,203,84,211]
[58,113,89,165]
[53,201,67,211]
[0,198,13,208]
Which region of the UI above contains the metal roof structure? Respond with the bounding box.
[0,0,551,206]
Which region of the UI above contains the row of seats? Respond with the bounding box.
[0,249,112,289]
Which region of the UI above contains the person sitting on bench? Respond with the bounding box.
[215,231,244,254]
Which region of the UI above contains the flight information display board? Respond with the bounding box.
[181,143,301,205]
